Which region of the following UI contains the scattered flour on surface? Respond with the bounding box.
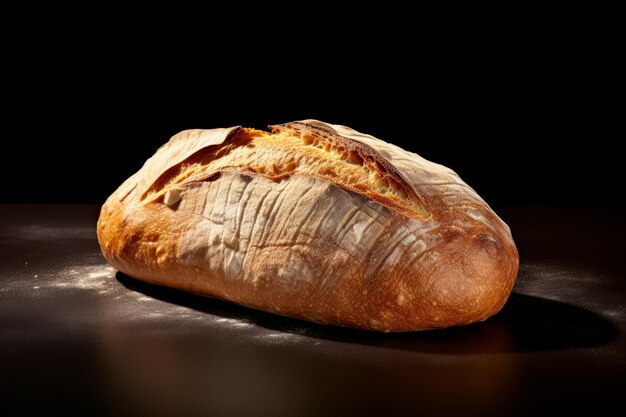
[40,262,314,342]
[51,264,116,290]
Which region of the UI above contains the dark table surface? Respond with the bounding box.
[0,204,624,417]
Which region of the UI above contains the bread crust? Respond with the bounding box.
[97,120,519,332]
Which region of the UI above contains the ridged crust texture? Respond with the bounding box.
[97,120,519,332]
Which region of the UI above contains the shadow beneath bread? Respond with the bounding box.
[116,272,618,354]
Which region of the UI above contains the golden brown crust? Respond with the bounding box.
[140,125,429,219]
[97,120,519,332]
[270,122,428,218]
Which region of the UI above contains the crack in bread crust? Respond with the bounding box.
[142,126,429,220]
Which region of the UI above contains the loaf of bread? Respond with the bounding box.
[97,120,519,332]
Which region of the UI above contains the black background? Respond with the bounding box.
[2,13,620,208]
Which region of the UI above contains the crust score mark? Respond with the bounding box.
[141,127,430,220]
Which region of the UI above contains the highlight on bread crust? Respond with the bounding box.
[98,119,519,332]
[142,127,429,219]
